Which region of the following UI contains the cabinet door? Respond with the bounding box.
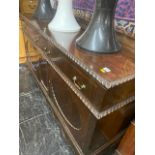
[48,66,97,152]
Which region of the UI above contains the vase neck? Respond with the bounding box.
[39,0,50,6]
[58,0,73,9]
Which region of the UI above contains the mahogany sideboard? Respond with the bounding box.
[20,13,135,155]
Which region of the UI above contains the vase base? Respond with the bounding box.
[76,42,121,54]
[48,24,81,33]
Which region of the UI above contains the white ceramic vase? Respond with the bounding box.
[51,31,78,50]
[48,0,81,32]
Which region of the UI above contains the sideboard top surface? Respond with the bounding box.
[20,13,135,89]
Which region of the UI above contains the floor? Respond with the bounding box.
[19,65,75,155]
[19,64,117,155]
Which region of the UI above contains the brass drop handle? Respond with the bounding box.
[43,47,50,54]
[73,76,86,90]
[43,47,47,51]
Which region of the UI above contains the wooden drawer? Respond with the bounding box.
[46,45,105,112]
[97,104,135,140]
[46,43,134,113]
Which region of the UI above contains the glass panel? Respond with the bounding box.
[26,40,50,92]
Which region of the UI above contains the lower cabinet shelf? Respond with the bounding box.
[25,33,134,155]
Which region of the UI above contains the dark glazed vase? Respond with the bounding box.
[76,0,121,54]
[33,0,56,23]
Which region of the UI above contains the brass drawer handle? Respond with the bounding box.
[73,76,86,90]
[43,47,47,51]
[34,37,39,42]
[43,47,51,54]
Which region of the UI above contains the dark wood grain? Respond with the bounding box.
[70,37,134,82]
[116,121,135,155]
[21,14,135,88]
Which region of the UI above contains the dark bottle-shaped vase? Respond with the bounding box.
[76,0,121,54]
[33,0,56,23]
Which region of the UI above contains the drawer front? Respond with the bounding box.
[46,45,106,112]
[46,43,134,113]
[97,102,135,141]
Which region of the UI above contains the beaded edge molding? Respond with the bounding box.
[21,14,135,89]
[48,56,135,120]
[23,28,135,120]
[44,30,135,90]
